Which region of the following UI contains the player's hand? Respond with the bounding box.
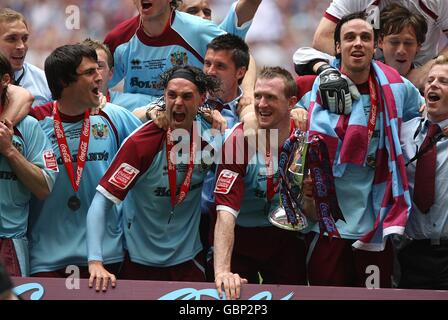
[290,108,308,131]
[202,109,227,134]
[88,261,117,292]
[215,271,248,300]
[241,111,257,137]
[236,96,253,116]
[149,107,169,130]
[90,92,107,115]
[302,176,314,198]
[318,65,359,115]
[302,176,318,221]
[443,126,448,137]
[0,119,14,156]
[419,103,426,113]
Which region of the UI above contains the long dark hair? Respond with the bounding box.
[0,52,14,108]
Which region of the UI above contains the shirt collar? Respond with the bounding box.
[418,117,448,139]
[424,116,448,129]
[209,87,244,111]
[13,66,26,86]
[225,87,244,111]
[436,118,448,130]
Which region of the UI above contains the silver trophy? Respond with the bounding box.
[268,130,309,231]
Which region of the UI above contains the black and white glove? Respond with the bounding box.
[317,64,359,115]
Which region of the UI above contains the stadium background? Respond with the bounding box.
[3,0,331,74]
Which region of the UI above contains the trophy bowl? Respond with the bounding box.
[269,206,306,231]
[268,129,309,231]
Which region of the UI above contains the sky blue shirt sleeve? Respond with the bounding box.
[21,116,58,190]
[16,63,53,107]
[218,1,252,39]
[109,44,127,88]
[103,103,142,143]
[87,192,114,261]
[110,91,159,112]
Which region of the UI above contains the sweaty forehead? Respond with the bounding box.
[429,64,448,76]
[167,78,198,93]
[256,77,284,88]
[255,77,286,95]
[0,20,29,36]
[77,57,97,69]
[182,0,209,8]
[341,19,373,33]
[205,49,233,61]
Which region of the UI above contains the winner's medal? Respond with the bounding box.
[53,102,90,212]
[67,195,81,211]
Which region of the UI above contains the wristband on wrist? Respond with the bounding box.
[295,58,327,76]
[316,63,333,75]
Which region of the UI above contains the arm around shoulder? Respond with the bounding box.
[2,85,33,125]
[312,17,337,55]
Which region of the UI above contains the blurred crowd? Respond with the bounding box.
[3,0,330,74]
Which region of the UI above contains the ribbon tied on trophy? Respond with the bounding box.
[268,129,309,231]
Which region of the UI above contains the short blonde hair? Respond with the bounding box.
[433,55,448,67]
[0,8,28,29]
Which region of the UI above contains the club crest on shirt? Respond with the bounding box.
[43,150,59,172]
[109,163,140,190]
[170,50,188,66]
[92,123,109,140]
[214,169,238,195]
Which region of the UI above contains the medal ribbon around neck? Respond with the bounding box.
[166,127,196,220]
[265,148,280,205]
[53,101,90,193]
[367,71,379,148]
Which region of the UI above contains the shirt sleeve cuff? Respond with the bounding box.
[97,185,122,204]
[216,205,239,219]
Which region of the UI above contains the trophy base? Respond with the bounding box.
[268,207,307,231]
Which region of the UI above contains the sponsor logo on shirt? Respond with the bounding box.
[131,59,142,70]
[214,169,238,195]
[108,163,140,190]
[43,150,59,172]
[170,50,188,66]
[56,151,110,164]
[92,123,109,140]
[130,77,163,90]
